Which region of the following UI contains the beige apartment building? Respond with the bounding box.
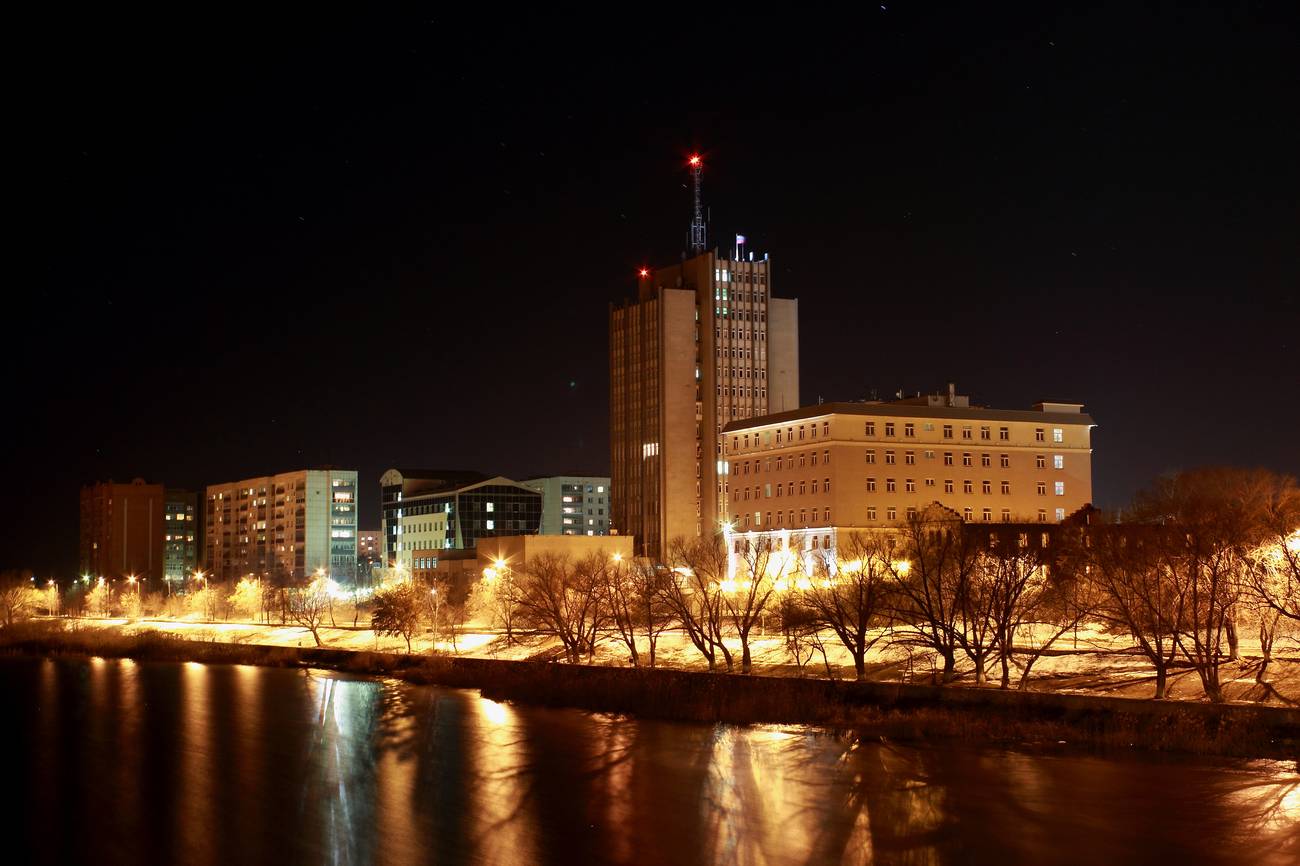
[203,468,358,583]
[718,389,1094,537]
[610,249,799,559]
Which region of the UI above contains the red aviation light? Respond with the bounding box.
[638,268,649,278]
[688,154,701,167]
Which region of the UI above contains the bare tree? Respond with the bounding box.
[662,536,732,671]
[1246,474,1300,625]
[287,578,331,646]
[605,556,674,667]
[0,569,37,627]
[887,511,975,684]
[1091,524,1187,699]
[516,553,608,663]
[371,580,424,653]
[1134,468,1273,701]
[720,533,781,674]
[470,561,524,645]
[802,532,890,681]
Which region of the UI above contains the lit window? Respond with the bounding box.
[1053,428,1064,443]
[1055,481,1065,496]
[1053,455,1064,470]
[486,502,495,512]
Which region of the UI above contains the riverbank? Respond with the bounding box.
[4,621,1297,759]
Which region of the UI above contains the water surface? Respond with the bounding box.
[5,655,1297,865]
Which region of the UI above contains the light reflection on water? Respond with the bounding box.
[5,656,1298,866]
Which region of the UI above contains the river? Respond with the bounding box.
[4,655,1296,865]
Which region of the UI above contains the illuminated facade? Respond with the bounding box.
[203,468,358,584]
[719,389,1094,537]
[79,479,166,584]
[356,529,384,583]
[610,250,799,559]
[163,489,198,584]
[523,475,612,535]
[380,469,543,571]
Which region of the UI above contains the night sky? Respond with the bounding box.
[9,6,1298,576]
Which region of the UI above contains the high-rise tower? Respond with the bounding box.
[610,156,799,559]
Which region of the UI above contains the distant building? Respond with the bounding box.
[79,479,166,585]
[357,529,384,582]
[203,468,358,584]
[416,533,635,590]
[611,248,799,560]
[163,489,199,587]
[717,387,1095,541]
[379,469,543,572]
[523,475,612,536]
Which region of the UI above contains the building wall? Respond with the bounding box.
[767,297,800,414]
[204,468,357,583]
[610,250,799,560]
[79,479,166,584]
[720,402,1093,532]
[523,476,611,535]
[381,471,543,572]
[163,489,198,583]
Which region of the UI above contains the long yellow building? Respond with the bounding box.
[718,388,1094,538]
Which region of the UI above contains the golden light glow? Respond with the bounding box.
[893,560,912,576]
[796,576,813,591]
[482,567,498,582]
[494,558,507,570]
[720,579,738,594]
[612,552,623,563]
[840,559,862,572]
[773,578,790,592]
[1287,530,1300,553]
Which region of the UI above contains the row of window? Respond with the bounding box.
[730,422,1072,454]
[731,505,1070,529]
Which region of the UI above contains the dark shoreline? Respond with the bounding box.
[4,626,1298,760]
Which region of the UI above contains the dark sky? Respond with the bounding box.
[9,5,1298,575]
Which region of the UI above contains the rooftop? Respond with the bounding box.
[722,398,1094,433]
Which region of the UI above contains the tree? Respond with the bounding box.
[0,570,37,627]
[718,532,783,674]
[287,576,332,646]
[802,532,890,681]
[604,556,673,667]
[228,577,263,621]
[662,536,732,671]
[1091,524,1187,700]
[1245,474,1300,626]
[371,580,424,653]
[886,511,975,684]
[999,526,1103,690]
[1133,468,1273,701]
[470,561,524,645]
[516,553,608,663]
[87,579,114,618]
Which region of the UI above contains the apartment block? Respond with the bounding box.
[203,468,358,583]
[523,475,611,535]
[79,479,166,584]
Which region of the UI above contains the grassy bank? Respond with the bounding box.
[4,621,1297,759]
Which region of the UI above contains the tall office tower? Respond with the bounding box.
[610,157,799,559]
[79,479,166,584]
[163,489,199,587]
[522,475,612,536]
[203,468,358,584]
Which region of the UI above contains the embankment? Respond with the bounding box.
[4,623,1297,759]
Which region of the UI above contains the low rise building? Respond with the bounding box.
[380,469,543,572]
[357,529,384,583]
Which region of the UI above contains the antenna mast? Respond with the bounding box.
[688,154,705,256]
